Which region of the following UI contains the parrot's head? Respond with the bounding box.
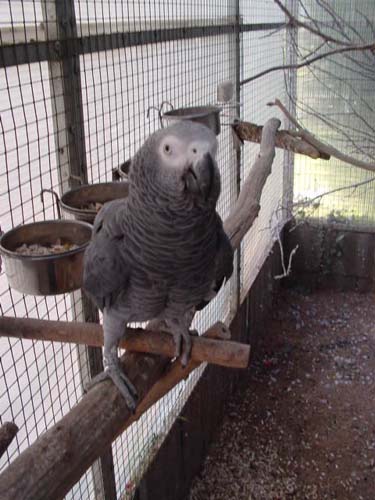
[131,121,221,209]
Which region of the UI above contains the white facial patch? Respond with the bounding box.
[158,133,217,171]
[158,135,187,170]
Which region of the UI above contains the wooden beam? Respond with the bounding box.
[0,118,281,500]
[0,316,248,370]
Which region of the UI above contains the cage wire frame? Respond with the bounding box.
[0,1,293,498]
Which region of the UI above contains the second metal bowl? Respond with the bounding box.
[162,106,222,135]
[0,220,92,296]
[60,182,129,224]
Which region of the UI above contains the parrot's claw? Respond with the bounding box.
[86,359,138,412]
[172,330,193,367]
[173,332,182,358]
[104,365,138,412]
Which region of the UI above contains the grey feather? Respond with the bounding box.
[195,214,233,311]
[83,199,130,310]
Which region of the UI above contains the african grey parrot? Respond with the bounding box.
[83,120,233,410]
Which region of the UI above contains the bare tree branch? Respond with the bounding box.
[268,99,375,173]
[273,0,352,46]
[293,176,375,210]
[240,41,375,86]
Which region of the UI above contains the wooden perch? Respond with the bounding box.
[0,118,282,500]
[0,316,249,369]
[0,423,18,460]
[225,117,281,250]
[232,120,330,160]
[127,323,230,425]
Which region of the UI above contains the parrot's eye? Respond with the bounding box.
[192,148,197,154]
[163,144,172,155]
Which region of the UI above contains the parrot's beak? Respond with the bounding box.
[184,152,215,199]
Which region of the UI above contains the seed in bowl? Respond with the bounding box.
[15,239,79,256]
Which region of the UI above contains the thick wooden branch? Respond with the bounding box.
[0,118,281,500]
[0,423,18,460]
[225,117,281,249]
[232,120,330,160]
[0,316,249,369]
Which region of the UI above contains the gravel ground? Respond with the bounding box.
[189,289,375,500]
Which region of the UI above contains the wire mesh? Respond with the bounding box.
[0,38,85,474]
[1,1,290,498]
[291,0,375,227]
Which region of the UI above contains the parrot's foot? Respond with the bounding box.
[149,318,197,365]
[172,330,194,367]
[86,357,138,412]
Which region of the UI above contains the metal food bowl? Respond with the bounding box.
[162,106,222,135]
[42,182,129,224]
[0,220,92,296]
[60,182,129,223]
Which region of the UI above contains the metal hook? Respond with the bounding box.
[40,188,62,219]
[146,105,160,120]
[159,101,174,128]
[159,100,174,113]
[147,105,164,128]
[147,101,174,128]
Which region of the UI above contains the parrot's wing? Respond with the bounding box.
[215,218,234,289]
[196,214,234,311]
[83,200,130,310]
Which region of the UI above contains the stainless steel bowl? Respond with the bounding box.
[60,181,129,224]
[162,106,222,135]
[0,220,92,296]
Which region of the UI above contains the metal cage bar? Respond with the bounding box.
[0,22,284,69]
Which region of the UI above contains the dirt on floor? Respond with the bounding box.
[189,289,375,500]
